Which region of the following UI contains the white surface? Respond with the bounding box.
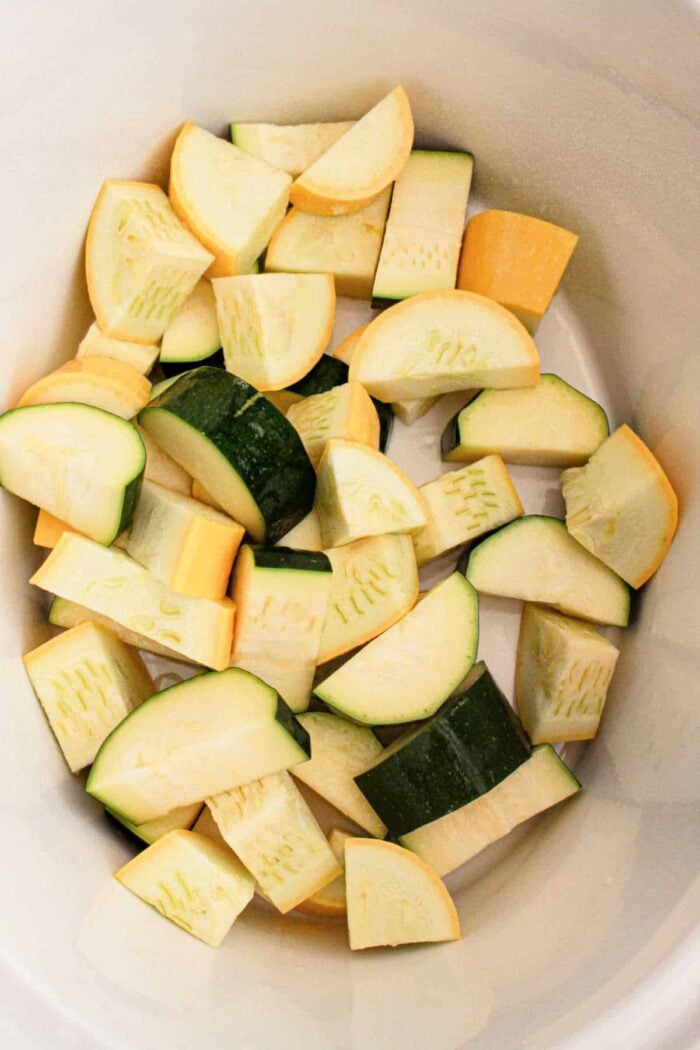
[0,1,699,1047]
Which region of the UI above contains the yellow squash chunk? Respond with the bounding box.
[275,509,323,552]
[290,86,414,216]
[77,322,159,375]
[287,382,380,469]
[344,839,460,950]
[213,273,335,391]
[169,123,291,277]
[316,439,427,547]
[265,188,392,298]
[135,424,192,496]
[112,803,203,846]
[125,481,244,600]
[264,389,304,414]
[86,180,213,343]
[333,324,435,427]
[33,509,82,549]
[318,533,418,663]
[48,597,189,662]
[297,827,352,919]
[23,621,153,772]
[230,545,333,712]
[16,357,152,420]
[457,210,578,333]
[207,771,342,914]
[190,478,223,510]
[159,279,220,365]
[515,604,619,744]
[350,290,540,402]
[292,712,387,837]
[115,829,255,947]
[31,534,235,670]
[230,120,354,177]
[413,455,523,566]
[561,424,678,588]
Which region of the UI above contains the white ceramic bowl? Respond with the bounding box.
[1,3,698,1047]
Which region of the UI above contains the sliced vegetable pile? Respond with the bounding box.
[1,85,679,952]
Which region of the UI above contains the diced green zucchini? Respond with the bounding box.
[315,439,427,547]
[32,534,235,670]
[372,150,473,303]
[413,455,523,566]
[315,573,478,725]
[108,802,203,846]
[355,661,530,836]
[345,839,460,950]
[318,534,419,664]
[0,403,145,545]
[442,374,610,466]
[288,355,349,397]
[466,515,631,627]
[399,745,580,875]
[230,120,354,177]
[291,713,387,837]
[230,545,333,712]
[87,668,310,824]
[23,621,153,772]
[48,597,189,662]
[115,829,255,946]
[139,367,316,543]
[275,509,323,551]
[77,322,159,375]
[515,604,619,743]
[207,771,341,914]
[265,189,391,298]
[287,383,380,469]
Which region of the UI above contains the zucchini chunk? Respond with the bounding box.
[515,604,619,743]
[442,375,610,466]
[0,403,145,545]
[169,123,291,277]
[315,439,427,547]
[562,424,678,588]
[86,180,213,343]
[288,354,349,397]
[139,368,316,543]
[315,573,478,725]
[291,712,387,837]
[400,745,580,875]
[115,829,255,947]
[77,322,159,375]
[355,661,529,836]
[16,356,152,420]
[457,210,578,333]
[373,150,473,302]
[207,771,341,914]
[190,478,222,510]
[125,481,244,600]
[290,86,413,216]
[230,545,333,712]
[23,621,153,772]
[48,597,188,662]
[32,534,235,670]
[317,534,419,664]
[297,827,351,919]
[287,382,380,469]
[87,668,309,824]
[213,273,335,391]
[275,509,323,552]
[230,120,354,177]
[344,839,460,950]
[349,290,540,402]
[265,188,391,298]
[135,424,192,496]
[466,515,630,627]
[159,279,221,369]
[413,455,523,566]
[108,803,203,847]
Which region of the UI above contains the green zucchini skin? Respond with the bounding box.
[117,470,145,537]
[355,662,531,837]
[160,349,224,377]
[141,367,316,544]
[275,695,311,756]
[288,356,349,396]
[251,547,332,573]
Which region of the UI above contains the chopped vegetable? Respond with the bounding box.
[286,382,380,469]
[159,279,221,370]
[275,509,323,551]
[297,827,351,919]
[77,322,159,375]
[135,423,192,496]
[108,803,203,846]
[230,120,354,176]
[16,356,151,419]
[48,596,187,662]
[288,355,349,397]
